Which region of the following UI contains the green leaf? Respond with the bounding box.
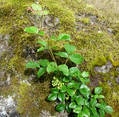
[60,85,67,93]
[31,4,42,11]
[26,61,40,68]
[24,26,39,34]
[58,33,71,41]
[55,52,68,58]
[99,109,105,117]
[73,106,82,114]
[104,106,113,114]
[67,81,79,89]
[58,64,69,76]
[69,102,77,109]
[37,40,47,47]
[77,112,83,117]
[66,104,71,113]
[80,77,90,84]
[62,77,70,83]
[82,106,90,117]
[69,54,84,64]
[67,88,75,97]
[58,93,65,102]
[81,71,89,77]
[37,67,45,78]
[47,93,57,101]
[38,59,49,67]
[94,87,102,95]
[55,103,65,112]
[69,67,81,77]
[64,44,76,54]
[47,62,57,73]
[80,84,90,98]
[38,31,45,36]
[51,88,59,94]
[95,103,105,109]
[90,98,97,107]
[37,47,45,52]
[94,94,105,99]
[75,96,85,105]
[90,107,99,117]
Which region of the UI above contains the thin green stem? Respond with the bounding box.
[47,37,57,64]
[49,48,57,63]
[65,58,69,64]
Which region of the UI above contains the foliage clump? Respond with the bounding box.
[24,4,113,116]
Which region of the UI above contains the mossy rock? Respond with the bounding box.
[0,0,119,116]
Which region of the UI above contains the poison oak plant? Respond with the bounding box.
[24,4,113,117]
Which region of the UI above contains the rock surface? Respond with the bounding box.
[0,96,19,117]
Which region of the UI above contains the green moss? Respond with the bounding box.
[7,55,25,73]
[40,0,75,32]
[74,30,114,70]
[16,82,40,116]
[79,17,90,25]
[100,81,119,117]
[16,81,55,116]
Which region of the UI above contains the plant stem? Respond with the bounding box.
[65,58,69,64]
[47,37,57,64]
[49,48,57,63]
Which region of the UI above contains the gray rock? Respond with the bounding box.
[107,28,113,33]
[9,111,20,117]
[116,67,119,72]
[0,96,17,117]
[0,34,10,58]
[116,76,119,84]
[90,15,97,24]
[0,71,11,87]
[94,61,112,73]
